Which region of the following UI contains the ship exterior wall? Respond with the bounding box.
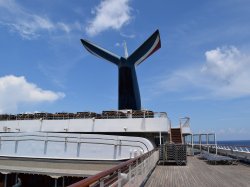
[0,117,170,133]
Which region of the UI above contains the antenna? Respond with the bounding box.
[123,41,128,58]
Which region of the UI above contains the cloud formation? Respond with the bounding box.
[158,46,250,99]
[86,0,132,36]
[0,0,81,39]
[0,75,65,113]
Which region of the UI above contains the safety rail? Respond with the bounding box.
[0,111,167,121]
[68,149,159,187]
[0,133,152,160]
[216,145,250,153]
[187,143,250,164]
[188,143,250,154]
[197,144,250,154]
[197,144,250,164]
[186,143,218,155]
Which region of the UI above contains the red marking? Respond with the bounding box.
[141,39,161,64]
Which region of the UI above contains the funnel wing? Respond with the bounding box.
[128,30,161,66]
[81,39,120,65]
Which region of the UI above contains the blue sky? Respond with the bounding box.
[0,0,250,140]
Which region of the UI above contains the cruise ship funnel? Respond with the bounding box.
[81,30,161,110]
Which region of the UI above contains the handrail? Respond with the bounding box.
[0,111,167,121]
[189,144,250,155]
[68,149,157,187]
[216,144,250,153]
[217,144,250,148]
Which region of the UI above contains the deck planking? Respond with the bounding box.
[145,156,250,187]
[0,156,117,177]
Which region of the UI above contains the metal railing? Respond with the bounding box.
[215,145,250,163]
[187,143,250,154]
[0,133,151,160]
[187,143,250,164]
[197,144,250,164]
[0,111,167,121]
[68,149,159,187]
[216,145,250,154]
[186,143,218,155]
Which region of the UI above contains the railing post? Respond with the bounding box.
[100,179,104,187]
[142,160,145,177]
[135,159,138,177]
[191,134,194,155]
[118,170,122,187]
[159,131,162,145]
[77,137,81,157]
[15,139,19,153]
[136,159,139,184]
[44,136,48,155]
[199,134,201,151]
[214,133,217,155]
[128,165,132,181]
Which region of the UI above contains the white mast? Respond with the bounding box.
[123,41,128,58]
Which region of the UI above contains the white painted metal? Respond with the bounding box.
[0,112,168,167]
[108,150,159,187]
[0,132,154,160]
[217,145,250,154]
[0,114,170,133]
[124,150,159,187]
[180,117,191,134]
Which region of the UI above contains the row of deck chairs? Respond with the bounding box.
[0,110,155,120]
[198,151,237,165]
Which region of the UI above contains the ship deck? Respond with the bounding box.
[0,156,117,178]
[145,156,250,187]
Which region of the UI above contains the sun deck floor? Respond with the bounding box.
[0,156,117,177]
[145,156,250,187]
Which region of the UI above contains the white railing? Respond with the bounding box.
[186,143,218,155]
[0,112,167,121]
[187,144,250,155]
[0,132,153,161]
[69,149,159,187]
[122,149,159,187]
[216,145,250,154]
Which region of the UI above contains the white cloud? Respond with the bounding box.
[86,0,132,36]
[157,46,250,99]
[120,32,135,38]
[57,22,71,33]
[0,0,80,39]
[0,75,65,113]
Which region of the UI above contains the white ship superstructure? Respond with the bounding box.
[0,111,170,161]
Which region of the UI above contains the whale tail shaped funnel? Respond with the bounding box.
[81,30,161,110]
